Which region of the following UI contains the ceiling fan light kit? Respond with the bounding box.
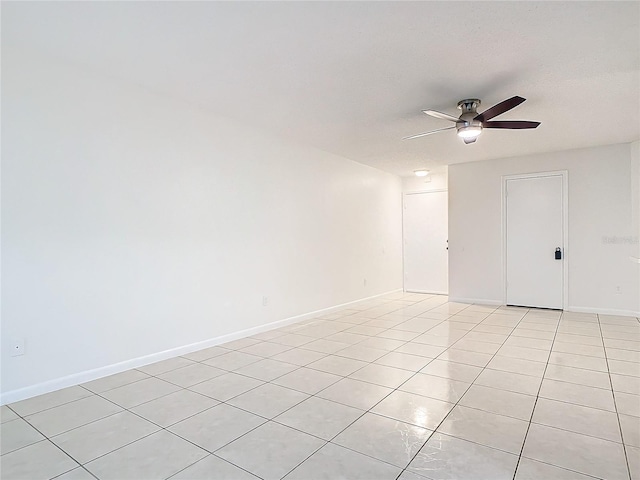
[405,96,541,144]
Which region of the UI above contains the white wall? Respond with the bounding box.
[1,48,403,401]
[449,144,639,315]
[402,166,448,193]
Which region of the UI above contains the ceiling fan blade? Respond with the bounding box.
[463,137,477,144]
[483,120,541,129]
[474,96,526,122]
[402,126,455,140]
[423,110,460,123]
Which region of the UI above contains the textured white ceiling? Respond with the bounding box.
[3,1,639,176]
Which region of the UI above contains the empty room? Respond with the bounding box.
[1,2,639,480]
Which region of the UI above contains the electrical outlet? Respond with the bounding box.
[615,286,622,295]
[11,338,25,357]
[363,278,367,287]
[262,296,269,306]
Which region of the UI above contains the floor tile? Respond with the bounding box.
[334,344,389,362]
[611,373,640,395]
[619,413,640,447]
[609,359,640,377]
[317,378,393,410]
[555,333,603,347]
[273,367,342,394]
[333,413,432,468]
[181,346,230,362]
[408,432,518,480]
[495,345,549,362]
[240,341,294,358]
[375,351,432,371]
[85,430,207,480]
[275,396,363,440]
[82,369,150,393]
[532,397,622,442]
[436,348,493,367]
[101,377,181,408]
[615,391,640,417]
[284,442,401,480]
[221,337,262,350]
[437,405,529,454]
[170,454,259,479]
[130,389,218,427]
[54,467,96,480]
[450,338,501,355]
[157,362,226,387]
[522,423,628,480]
[539,378,616,411]
[514,458,595,479]
[376,329,421,341]
[188,372,263,401]
[233,358,299,381]
[349,363,415,388]
[459,384,536,420]
[502,336,553,351]
[9,386,92,417]
[371,390,454,430]
[552,341,605,358]
[420,359,483,383]
[272,348,328,366]
[137,356,196,376]
[543,364,610,389]
[628,445,640,480]
[302,339,353,354]
[0,440,78,480]
[216,421,325,480]
[227,383,309,418]
[548,352,609,372]
[0,405,19,424]
[168,403,266,452]
[25,395,122,437]
[394,342,447,358]
[400,373,471,402]
[474,369,542,396]
[307,355,368,376]
[270,333,316,347]
[607,348,640,363]
[50,411,160,464]
[486,356,546,378]
[0,418,45,455]
[357,337,406,351]
[203,351,263,371]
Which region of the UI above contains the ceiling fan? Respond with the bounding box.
[403,96,540,144]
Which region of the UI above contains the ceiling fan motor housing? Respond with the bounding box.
[456,99,483,136]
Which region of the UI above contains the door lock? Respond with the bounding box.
[555,248,562,260]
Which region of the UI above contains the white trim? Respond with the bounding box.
[566,306,640,318]
[406,289,448,295]
[448,296,503,306]
[0,289,401,405]
[501,170,569,310]
[404,188,448,195]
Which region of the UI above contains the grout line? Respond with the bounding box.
[510,308,561,480]
[598,313,634,480]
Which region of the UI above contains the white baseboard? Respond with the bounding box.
[405,290,448,295]
[448,297,503,306]
[0,289,402,405]
[565,306,640,318]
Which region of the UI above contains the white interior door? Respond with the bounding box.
[403,191,448,294]
[506,174,564,309]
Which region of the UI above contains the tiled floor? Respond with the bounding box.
[2,293,640,480]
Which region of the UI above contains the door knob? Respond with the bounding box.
[555,248,562,260]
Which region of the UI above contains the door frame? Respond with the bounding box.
[501,171,569,309]
[402,189,448,294]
